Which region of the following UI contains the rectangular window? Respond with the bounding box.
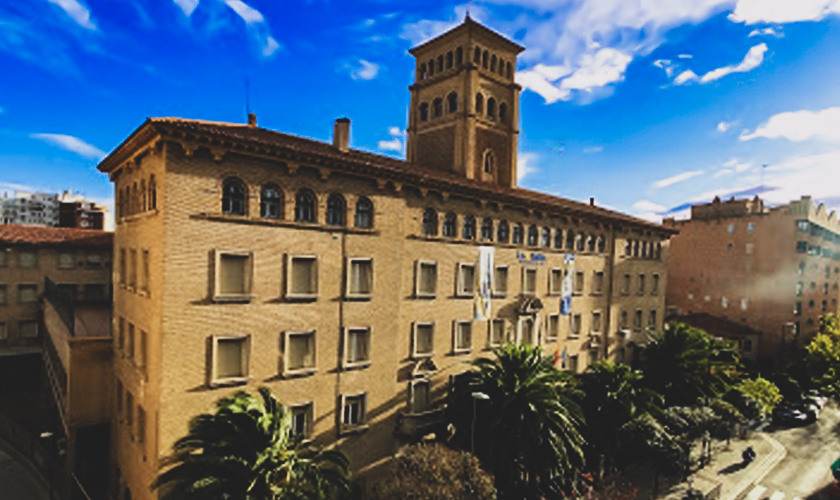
[489,319,505,347]
[412,322,434,358]
[545,268,562,296]
[211,335,251,385]
[129,249,137,289]
[290,403,313,439]
[649,310,657,328]
[727,223,735,234]
[116,380,123,414]
[591,312,602,333]
[128,323,136,362]
[415,261,437,298]
[287,255,318,299]
[126,392,134,431]
[0,285,6,305]
[621,274,630,295]
[652,274,660,295]
[593,271,604,295]
[137,406,146,445]
[410,380,431,414]
[745,243,755,255]
[215,251,253,300]
[570,313,582,337]
[18,251,37,268]
[748,222,755,234]
[634,310,643,329]
[86,254,102,269]
[519,317,536,345]
[797,220,810,232]
[58,253,75,270]
[741,298,749,311]
[546,314,559,341]
[796,241,808,253]
[619,310,628,330]
[341,393,367,430]
[457,263,475,297]
[796,282,803,296]
[119,249,126,285]
[568,355,579,374]
[637,274,646,295]
[493,266,508,296]
[118,317,125,351]
[722,296,729,308]
[139,330,148,373]
[18,284,37,303]
[141,250,150,294]
[453,321,472,353]
[346,258,373,298]
[344,327,370,367]
[20,321,38,338]
[522,268,537,296]
[284,330,316,375]
[574,271,584,294]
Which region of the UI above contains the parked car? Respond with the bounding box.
[804,390,828,409]
[772,401,818,426]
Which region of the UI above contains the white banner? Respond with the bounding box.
[561,253,575,315]
[475,246,494,321]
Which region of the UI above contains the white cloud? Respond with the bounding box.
[172,0,199,16]
[759,151,840,212]
[729,0,840,24]
[632,200,667,213]
[740,107,840,143]
[582,146,603,154]
[175,0,281,57]
[388,126,402,136]
[748,27,782,37]
[30,133,106,160]
[653,59,675,77]
[378,127,404,153]
[559,48,632,91]
[652,169,705,189]
[223,0,264,24]
[516,68,572,104]
[673,69,699,85]
[350,60,380,80]
[678,54,693,59]
[48,0,96,30]
[262,36,280,57]
[399,5,481,46]
[517,152,539,183]
[717,121,730,132]
[699,43,768,83]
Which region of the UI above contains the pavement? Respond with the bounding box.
[0,440,49,500]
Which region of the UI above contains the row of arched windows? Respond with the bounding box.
[624,239,662,260]
[475,93,508,122]
[474,45,513,79]
[117,175,156,220]
[221,178,374,229]
[418,92,508,124]
[420,209,607,253]
[416,46,514,81]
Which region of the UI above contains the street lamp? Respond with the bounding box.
[471,392,490,454]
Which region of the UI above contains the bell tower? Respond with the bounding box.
[405,17,524,189]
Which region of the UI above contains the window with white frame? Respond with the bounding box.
[634,310,643,330]
[457,263,475,297]
[346,258,373,298]
[415,261,437,298]
[410,379,431,414]
[290,403,314,439]
[284,330,316,375]
[591,312,602,333]
[18,251,37,268]
[489,319,505,347]
[453,321,472,353]
[493,266,508,296]
[652,274,660,295]
[546,314,559,341]
[522,268,537,296]
[722,296,728,308]
[549,269,563,295]
[593,271,604,295]
[287,255,318,300]
[58,253,75,270]
[344,327,370,367]
[18,284,37,303]
[211,335,250,385]
[518,316,537,344]
[412,322,434,358]
[574,271,584,294]
[341,393,367,430]
[570,314,582,337]
[214,251,253,301]
[19,320,38,338]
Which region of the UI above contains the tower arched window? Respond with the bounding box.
[554,229,563,249]
[576,233,585,252]
[527,225,538,246]
[141,180,147,212]
[499,103,508,123]
[260,184,282,219]
[463,215,476,240]
[294,189,316,223]
[132,182,138,214]
[587,234,596,252]
[428,59,435,76]
[498,58,505,75]
[419,63,427,80]
[513,223,523,245]
[498,220,510,243]
[481,217,493,241]
[506,62,512,79]
[597,236,606,253]
[148,175,156,210]
[475,93,484,114]
[443,212,457,238]
[437,55,444,73]
[541,227,551,247]
[422,208,438,236]
[124,185,130,216]
[490,54,497,72]
[483,151,494,174]
[456,46,463,65]
[355,197,373,228]
[433,98,443,118]
[446,51,453,69]
[447,92,458,113]
[655,242,662,260]
[222,178,247,216]
[487,98,497,119]
[326,194,346,226]
[419,102,429,122]
[566,230,575,250]
[482,50,489,69]
[473,46,481,63]
[117,188,123,218]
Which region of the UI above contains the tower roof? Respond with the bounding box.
[408,16,524,56]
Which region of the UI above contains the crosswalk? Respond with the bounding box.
[742,484,803,500]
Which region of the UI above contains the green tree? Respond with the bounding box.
[152,387,351,500]
[371,443,496,500]
[447,343,586,498]
[618,413,682,498]
[804,314,840,396]
[734,377,782,418]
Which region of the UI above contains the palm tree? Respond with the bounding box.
[152,387,350,500]
[447,343,586,499]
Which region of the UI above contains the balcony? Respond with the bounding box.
[396,405,447,439]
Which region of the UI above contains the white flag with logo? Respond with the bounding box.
[475,246,494,321]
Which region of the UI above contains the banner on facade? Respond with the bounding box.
[560,253,575,315]
[475,246,494,321]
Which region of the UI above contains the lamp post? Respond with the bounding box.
[471,392,489,454]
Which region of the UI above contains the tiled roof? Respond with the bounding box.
[0,225,113,247]
[101,117,675,234]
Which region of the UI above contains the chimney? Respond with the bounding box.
[247,112,257,127]
[589,197,595,207]
[333,117,350,152]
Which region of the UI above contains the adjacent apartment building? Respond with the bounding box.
[97,17,674,499]
[1,190,107,229]
[664,195,840,368]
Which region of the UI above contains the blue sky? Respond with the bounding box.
[2,0,840,227]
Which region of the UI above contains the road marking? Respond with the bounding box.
[769,491,785,500]
[744,485,767,500]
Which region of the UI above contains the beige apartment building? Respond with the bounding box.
[97,17,673,499]
[665,195,840,368]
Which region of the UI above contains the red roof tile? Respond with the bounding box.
[0,225,113,247]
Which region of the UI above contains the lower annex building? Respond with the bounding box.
[96,17,674,499]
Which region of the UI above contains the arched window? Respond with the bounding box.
[597,236,606,253]
[132,182,138,214]
[326,194,346,226]
[499,103,508,123]
[124,185,130,216]
[355,197,373,228]
[148,175,157,210]
[260,184,282,219]
[437,55,444,73]
[422,208,438,236]
[433,98,443,118]
[576,233,585,252]
[419,102,429,122]
[483,151,494,174]
[541,227,551,247]
[487,98,497,119]
[294,189,316,223]
[490,54,497,72]
[482,50,489,69]
[655,242,662,260]
[554,229,564,249]
[428,59,435,76]
[506,62,512,79]
[222,178,247,216]
[513,223,524,245]
[116,188,123,218]
[475,93,484,114]
[566,230,575,250]
[642,241,649,258]
[481,217,493,241]
[419,63,427,80]
[463,215,476,240]
[473,46,481,63]
[527,225,538,246]
[633,241,639,257]
[141,180,147,212]
[498,58,505,75]
[443,212,457,237]
[498,220,510,243]
[446,51,453,69]
[456,47,463,65]
[587,234,596,252]
[447,92,458,113]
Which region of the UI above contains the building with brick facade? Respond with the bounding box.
[664,195,840,369]
[97,18,674,499]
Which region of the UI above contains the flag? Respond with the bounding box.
[475,246,494,321]
[561,253,575,315]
